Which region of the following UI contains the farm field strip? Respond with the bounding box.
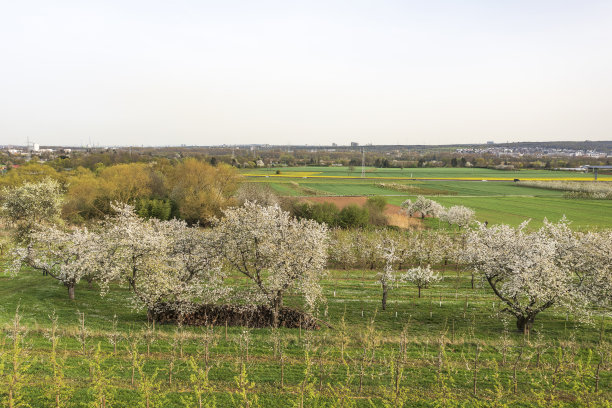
[246,172,612,228]
[250,179,572,197]
[242,166,611,181]
[294,194,543,198]
[244,173,612,181]
[386,196,612,228]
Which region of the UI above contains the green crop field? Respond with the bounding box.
[243,168,612,229]
[384,196,612,229]
[243,166,610,181]
[1,266,610,407]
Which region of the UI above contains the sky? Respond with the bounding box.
[1,0,612,147]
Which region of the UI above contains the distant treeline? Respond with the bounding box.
[2,142,611,175]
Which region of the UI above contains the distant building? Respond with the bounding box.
[486,141,495,145]
[33,143,40,151]
[350,142,359,147]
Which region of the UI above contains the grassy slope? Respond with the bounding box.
[0,266,610,407]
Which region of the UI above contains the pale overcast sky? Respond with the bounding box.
[1,1,611,146]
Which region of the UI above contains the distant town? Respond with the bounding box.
[1,140,611,174]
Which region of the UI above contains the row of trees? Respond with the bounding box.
[8,141,608,170]
[2,179,611,332]
[401,196,475,229]
[8,194,328,326]
[328,229,455,271]
[327,223,612,331]
[519,180,612,200]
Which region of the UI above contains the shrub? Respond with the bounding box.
[291,201,340,227]
[135,198,174,220]
[338,205,369,228]
[365,196,388,226]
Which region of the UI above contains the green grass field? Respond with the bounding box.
[244,168,612,229]
[386,196,612,229]
[1,266,610,407]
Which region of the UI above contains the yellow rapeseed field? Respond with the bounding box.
[244,174,612,182]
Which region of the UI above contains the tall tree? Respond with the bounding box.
[168,158,240,225]
[100,204,226,316]
[10,225,103,299]
[465,220,588,331]
[213,202,328,326]
[1,178,64,241]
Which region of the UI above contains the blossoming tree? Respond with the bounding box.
[212,202,328,325]
[402,265,441,298]
[376,234,399,310]
[465,220,588,331]
[100,204,226,316]
[440,205,475,229]
[10,225,103,300]
[401,196,444,219]
[1,178,64,241]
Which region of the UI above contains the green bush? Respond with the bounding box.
[135,198,174,220]
[310,202,340,226]
[338,205,369,228]
[364,196,388,226]
[291,201,340,227]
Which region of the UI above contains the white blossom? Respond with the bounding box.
[464,219,596,331]
[440,205,475,229]
[212,201,328,322]
[401,265,441,298]
[328,229,356,269]
[1,178,64,241]
[376,233,399,310]
[100,204,226,315]
[401,196,444,219]
[9,225,104,299]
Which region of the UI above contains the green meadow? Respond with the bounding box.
[243,168,612,229]
[1,265,610,407]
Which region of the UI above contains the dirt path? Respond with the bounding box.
[297,196,423,229]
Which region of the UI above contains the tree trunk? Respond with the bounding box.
[68,284,75,300]
[418,286,421,298]
[516,315,535,332]
[273,293,282,328]
[382,284,388,310]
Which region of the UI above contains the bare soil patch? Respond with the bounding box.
[298,196,423,229]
